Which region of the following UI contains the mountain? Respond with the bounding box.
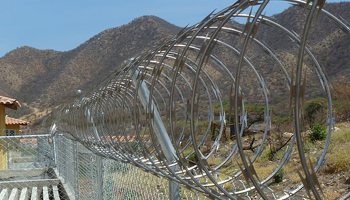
[256,2,350,80]
[0,3,349,123]
[0,16,181,109]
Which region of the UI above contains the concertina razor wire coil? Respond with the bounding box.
[47,0,350,199]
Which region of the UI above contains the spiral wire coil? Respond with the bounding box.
[48,0,350,199]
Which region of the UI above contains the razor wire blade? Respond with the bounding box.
[47,0,350,199]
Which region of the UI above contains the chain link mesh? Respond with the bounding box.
[1,134,205,199]
[53,134,198,200]
[0,135,64,199]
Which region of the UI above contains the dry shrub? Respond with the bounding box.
[255,165,275,179]
[323,145,350,173]
[330,129,350,146]
[289,173,301,183]
[323,187,339,200]
[207,156,224,167]
[323,127,350,173]
[332,81,350,120]
[332,81,350,101]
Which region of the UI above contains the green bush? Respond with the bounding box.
[274,168,284,183]
[308,123,327,143]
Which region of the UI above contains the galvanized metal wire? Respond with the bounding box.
[0,135,63,199]
[47,0,350,199]
[54,133,173,200]
[0,134,177,200]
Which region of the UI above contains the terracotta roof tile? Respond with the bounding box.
[5,116,30,125]
[0,96,21,109]
[20,138,37,145]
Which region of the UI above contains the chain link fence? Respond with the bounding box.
[0,134,202,200]
[54,134,203,200]
[0,135,54,170]
[0,134,63,200]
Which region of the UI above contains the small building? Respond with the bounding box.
[0,95,29,136]
[5,116,30,136]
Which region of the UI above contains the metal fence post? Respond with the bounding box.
[53,136,58,168]
[74,141,79,200]
[131,66,180,200]
[63,138,67,181]
[7,143,9,169]
[97,156,103,200]
[169,164,181,200]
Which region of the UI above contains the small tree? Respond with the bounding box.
[273,116,289,133]
[245,104,274,129]
[304,98,326,127]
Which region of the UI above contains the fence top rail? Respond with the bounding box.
[0,134,50,139]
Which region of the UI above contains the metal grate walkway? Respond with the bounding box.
[0,168,70,200]
[0,185,63,200]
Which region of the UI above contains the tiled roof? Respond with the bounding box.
[5,116,30,125]
[20,138,37,145]
[0,96,21,109]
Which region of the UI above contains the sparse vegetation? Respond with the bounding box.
[304,98,326,126]
[272,116,289,133]
[332,81,350,121]
[323,126,350,173]
[207,156,225,167]
[325,145,350,173]
[244,104,275,129]
[6,103,32,118]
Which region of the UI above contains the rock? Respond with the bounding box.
[333,127,341,132]
[283,132,293,138]
[339,188,346,194]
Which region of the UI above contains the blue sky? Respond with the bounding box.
[0,0,348,58]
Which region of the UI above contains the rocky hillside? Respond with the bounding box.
[0,16,181,108]
[0,2,349,120]
[257,2,350,79]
